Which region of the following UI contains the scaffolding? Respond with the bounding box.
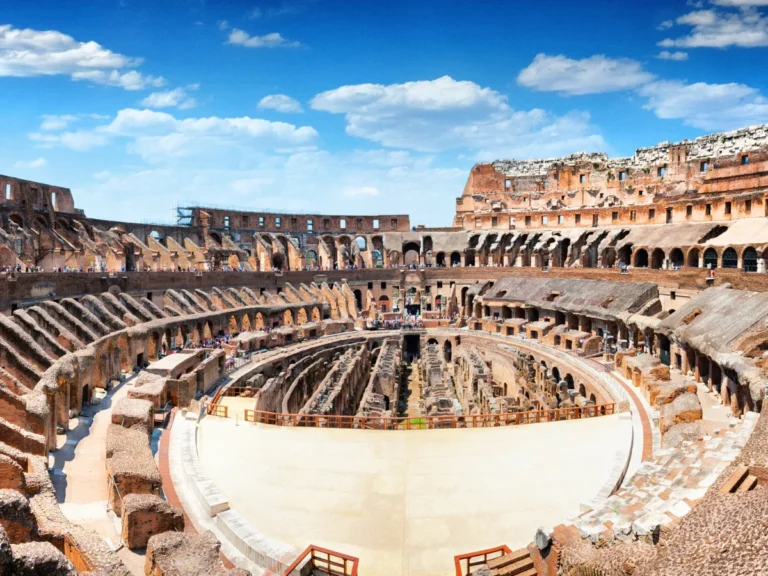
[175,201,311,226]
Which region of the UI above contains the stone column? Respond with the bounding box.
[698,256,704,268]
[759,258,766,274]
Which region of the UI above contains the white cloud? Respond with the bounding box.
[40,114,78,131]
[658,20,675,30]
[141,87,197,109]
[218,20,229,31]
[517,54,655,96]
[227,29,301,48]
[31,107,318,159]
[342,186,379,198]
[660,7,768,48]
[258,94,303,113]
[311,75,605,155]
[639,80,768,131]
[712,0,768,6]
[657,50,689,60]
[14,157,46,168]
[248,8,263,18]
[0,24,164,90]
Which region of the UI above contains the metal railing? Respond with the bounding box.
[241,403,616,430]
[282,545,359,576]
[454,545,511,576]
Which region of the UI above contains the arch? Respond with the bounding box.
[743,246,758,272]
[272,253,285,270]
[355,236,367,251]
[722,247,738,269]
[311,307,321,322]
[209,232,222,246]
[502,305,512,320]
[241,314,252,332]
[579,383,587,398]
[254,312,265,330]
[651,248,665,270]
[617,245,632,267]
[228,315,239,334]
[297,307,308,324]
[634,249,648,268]
[450,251,461,266]
[666,248,683,269]
[305,250,318,266]
[371,249,383,267]
[444,340,452,362]
[283,309,295,326]
[602,247,616,268]
[465,250,476,267]
[203,322,213,341]
[687,247,700,268]
[704,247,718,269]
[353,289,363,310]
[378,295,389,313]
[564,374,575,390]
[435,252,446,267]
[551,367,560,383]
[403,241,420,266]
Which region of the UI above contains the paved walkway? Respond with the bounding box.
[50,377,146,575]
[403,362,421,418]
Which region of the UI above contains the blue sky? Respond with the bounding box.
[2,0,768,226]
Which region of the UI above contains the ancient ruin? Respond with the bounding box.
[2,122,768,575]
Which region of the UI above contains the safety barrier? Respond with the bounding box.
[282,545,359,576]
[453,545,511,576]
[242,403,615,429]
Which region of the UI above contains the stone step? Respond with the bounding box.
[737,474,758,492]
[487,548,529,569]
[488,550,535,576]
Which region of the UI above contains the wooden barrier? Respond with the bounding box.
[243,403,615,430]
[205,403,228,418]
[282,545,358,576]
[453,545,511,576]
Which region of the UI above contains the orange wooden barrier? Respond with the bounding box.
[282,545,358,576]
[242,402,615,430]
[454,545,511,576]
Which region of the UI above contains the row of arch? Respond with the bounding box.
[632,245,763,271]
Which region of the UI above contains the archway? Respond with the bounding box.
[353,289,363,310]
[704,247,718,269]
[687,247,700,268]
[465,250,476,267]
[355,236,367,251]
[311,307,321,322]
[305,250,318,267]
[722,247,738,269]
[378,295,389,313]
[651,248,664,270]
[283,309,294,326]
[435,252,446,267]
[272,253,285,270]
[371,250,383,267]
[669,248,684,269]
[634,249,648,268]
[255,312,265,330]
[403,242,420,266]
[743,246,757,272]
[450,251,461,266]
[444,340,452,362]
[297,308,308,324]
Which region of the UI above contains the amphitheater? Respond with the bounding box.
[2,124,768,575]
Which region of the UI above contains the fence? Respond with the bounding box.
[454,545,511,576]
[240,403,616,430]
[282,545,358,576]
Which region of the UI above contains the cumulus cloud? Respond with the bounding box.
[258,94,303,113]
[659,7,768,48]
[517,54,655,96]
[711,0,768,6]
[342,186,379,197]
[30,107,318,160]
[14,157,46,168]
[657,50,689,60]
[311,75,605,155]
[639,80,768,131]
[0,24,164,89]
[141,87,197,109]
[227,29,301,48]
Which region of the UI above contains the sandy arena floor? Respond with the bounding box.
[198,414,621,576]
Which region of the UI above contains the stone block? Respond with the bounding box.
[0,456,25,494]
[10,541,76,576]
[112,397,154,434]
[145,530,249,575]
[0,490,36,544]
[121,494,184,550]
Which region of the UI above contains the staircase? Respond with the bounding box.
[484,548,536,576]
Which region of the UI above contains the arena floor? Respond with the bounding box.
[197,414,622,576]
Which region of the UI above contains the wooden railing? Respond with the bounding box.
[454,545,511,576]
[282,545,358,576]
[205,403,228,418]
[243,403,615,430]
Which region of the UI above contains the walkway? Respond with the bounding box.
[50,376,146,575]
[403,362,421,419]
